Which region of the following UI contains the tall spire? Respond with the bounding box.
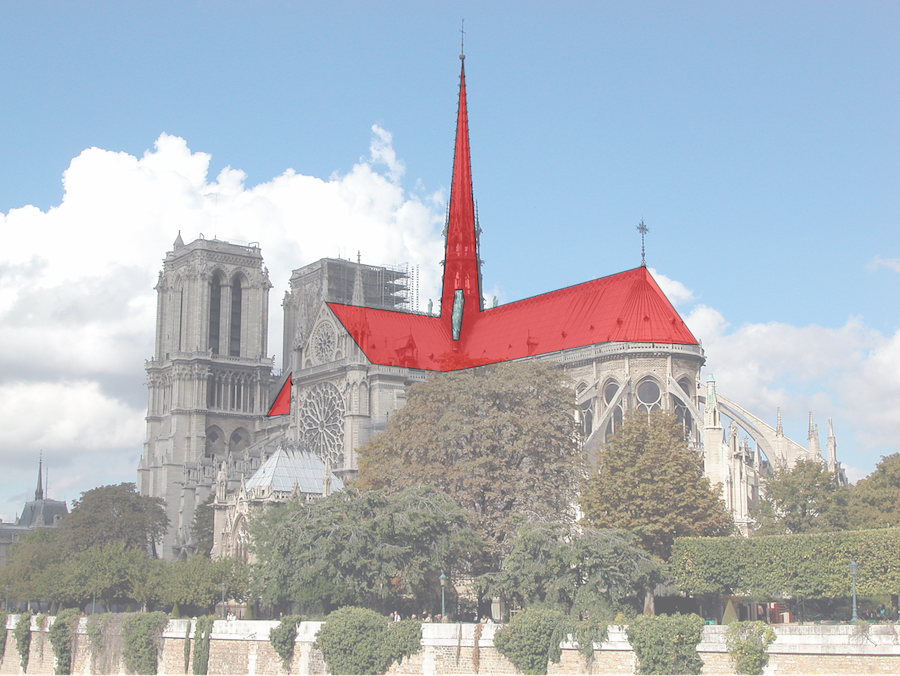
[441,57,482,340]
[35,452,44,501]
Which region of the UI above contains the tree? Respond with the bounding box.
[60,541,152,609]
[356,361,585,568]
[250,485,481,613]
[752,459,848,536]
[847,453,900,530]
[162,555,249,613]
[190,494,216,557]
[482,523,663,618]
[580,411,732,560]
[61,483,168,555]
[0,528,66,606]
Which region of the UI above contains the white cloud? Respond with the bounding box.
[683,300,900,474]
[649,267,696,306]
[0,129,445,521]
[869,255,900,273]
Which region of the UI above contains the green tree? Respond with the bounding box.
[0,528,66,606]
[53,541,154,609]
[356,361,585,569]
[483,523,663,618]
[61,483,168,555]
[752,459,848,535]
[250,485,481,613]
[847,453,900,530]
[581,411,732,559]
[190,494,216,557]
[162,555,249,613]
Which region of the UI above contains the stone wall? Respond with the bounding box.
[3,614,900,675]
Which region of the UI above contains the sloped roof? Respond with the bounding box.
[328,59,697,373]
[245,443,344,495]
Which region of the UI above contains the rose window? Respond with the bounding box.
[312,322,337,365]
[299,382,344,466]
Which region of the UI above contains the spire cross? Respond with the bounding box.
[636,220,649,267]
[460,18,466,59]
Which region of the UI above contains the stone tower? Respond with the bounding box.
[139,234,276,559]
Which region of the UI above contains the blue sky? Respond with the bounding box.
[0,2,897,520]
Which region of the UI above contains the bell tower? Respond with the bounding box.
[139,234,275,559]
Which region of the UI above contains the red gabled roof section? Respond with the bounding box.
[326,59,698,373]
[328,267,697,372]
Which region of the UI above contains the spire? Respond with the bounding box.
[174,231,184,249]
[441,57,482,339]
[776,407,783,435]
[826,418,837,472]
[35,452,44,501]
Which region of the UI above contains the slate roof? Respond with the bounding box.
[245,443,344,495]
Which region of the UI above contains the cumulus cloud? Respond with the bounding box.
[648,267,696,306]
[869,255,900,273]
[0,129,445,521]
[683,300,900,475]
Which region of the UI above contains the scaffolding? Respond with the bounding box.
[322,258,415,311]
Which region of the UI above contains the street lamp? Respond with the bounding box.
[439,572,447,620]
[849,560,858,624]
[220,582,226,620]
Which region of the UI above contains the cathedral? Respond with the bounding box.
[139,57,844,559]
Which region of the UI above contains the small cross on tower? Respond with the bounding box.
[460,18,466,59]
[637,220,649,267]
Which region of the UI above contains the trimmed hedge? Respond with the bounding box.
[314,607,421,675]
[672,527,900,599]
[626,613,704,675]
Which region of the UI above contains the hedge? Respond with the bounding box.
[671,527,900,599]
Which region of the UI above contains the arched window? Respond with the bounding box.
[580,401,593,437]
[229,427,250,454]
[205,425,226,457]
[604,380,624,438]
[208,271,226,354]
[674,377,693,434]
[636,379,662,420]
[229,273,246,357]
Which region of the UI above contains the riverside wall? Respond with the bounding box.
[3,614,900,675]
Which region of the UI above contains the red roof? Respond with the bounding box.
[327,60,698,373]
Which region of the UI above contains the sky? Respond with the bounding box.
[1,1,898,521]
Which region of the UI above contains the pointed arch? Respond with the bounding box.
[229,271,249,357]
[206,425,226,457]
[208,270,228,354]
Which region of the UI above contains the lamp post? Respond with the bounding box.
[220,582,226,620]
[849,560,858,624]
[439,572,447,620]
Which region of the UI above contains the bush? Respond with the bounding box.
[49,609,81,675]
[314,607,421,675]
[493,608,609,675]
[14,612,32,672]
[725,621,776,675]
[626,613,705,675]
[269,614,304,671]
[192,615,216,675]
[183,620,192,674]
[0,611,7,663]
[122,611,168,675]
[494,609,567,675]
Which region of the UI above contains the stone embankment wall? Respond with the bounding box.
[3,614,900,675]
